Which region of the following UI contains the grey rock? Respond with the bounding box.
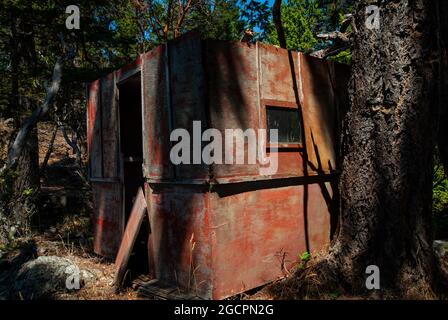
[12,256,94,299]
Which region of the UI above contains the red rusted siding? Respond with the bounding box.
[116,56,142,83]
[92,181,124,257]
[142,46,174,180]
[88,33,349,297]
[210,185,305,299]
[300,54,338,174]
[169,33,208,180]
[258,43,300,103]
[100,73,120,178]
[206,40,261,180]
[144,179,332,300]
[146,184,212,298]
[88,59,142,258]
[87,80,102,178]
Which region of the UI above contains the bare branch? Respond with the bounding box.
[176,0,193,37]
[58,121,81,165]
[317,31,350,43]
[310,44,350,59]
[340,14,353,33]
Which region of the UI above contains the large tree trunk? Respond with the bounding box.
[437,2,448,174]
[328,0,439,297]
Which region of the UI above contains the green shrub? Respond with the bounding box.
[433,164,448,239]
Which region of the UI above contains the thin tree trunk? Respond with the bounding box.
[40,124,58,173]
[329,0,439,297]
[272,0,286,49]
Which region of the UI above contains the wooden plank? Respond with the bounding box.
[137,279,202,300]
[114,187,147,291]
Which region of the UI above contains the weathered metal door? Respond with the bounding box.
[87,72,124,258]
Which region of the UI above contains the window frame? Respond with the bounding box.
[261,99,304,150]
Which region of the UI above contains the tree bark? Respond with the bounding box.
[328,0,439,297]
[272,0,286,49]
[436,1,448,175]
[9,124,40,237]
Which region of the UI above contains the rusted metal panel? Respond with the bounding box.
[299,54,338,174]
[306,182,332,253]
[209,181,331,299]
[87,80,102,178]
[101,72,120,178]
[145,178,332,300]
[88,70,124,259]
[142,46,174,180]
[92,181,124,258]
[259,43,300,104]
[169,33,208,180]
[209,183,305,299]
[256,44,308,180]
[116,56,142,84]
[206,40,260,180]
[114,187,147,289]
[147,184,212,298]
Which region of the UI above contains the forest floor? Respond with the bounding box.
[33,122,138,299]
[0,122,138,299]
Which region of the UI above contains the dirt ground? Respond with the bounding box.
[35,235,138,300]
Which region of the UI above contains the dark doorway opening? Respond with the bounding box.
[118,73,148,280]
[118,74,144,218]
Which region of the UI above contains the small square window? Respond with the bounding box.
[266,106,302,144]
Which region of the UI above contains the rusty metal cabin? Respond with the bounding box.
[86,32,349,300]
